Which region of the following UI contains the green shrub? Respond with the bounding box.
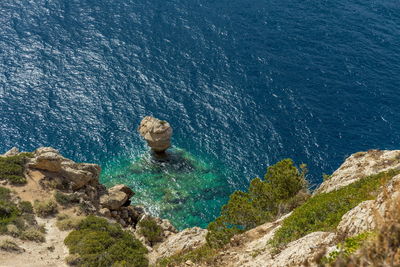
[206,159,308,248]
[138,217,163,246]
[65,254,81,266]
[0,239,24,253]
[270,170,399,249]
[56,214,84,231]
[0,187,11,202]
[54,191,80,206]
[0,153,33,185]
[158,245,217,267]
[64,216,148,267]
[19,201,33,214]
[34,199,58,217]
[0,187,20,233]
[322,173,332,181]
[0,187,37,236]
[20,227,46,242]
[321,232,374,264]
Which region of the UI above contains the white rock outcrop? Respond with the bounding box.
[316,150,400,194]
[28,147,101,190]
[138,116,173,153]
[149,227,207,264]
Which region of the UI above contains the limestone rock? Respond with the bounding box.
[99,208,111,218]
[148,227,207,264]
[109,184,134,199]
[267,232,336,267]
[316,150,400,194]
[100,184,133,210]
[2,147,19,157]
[337,200,377,237]
[27,147,101,190]
[28,147,65,172]
[375,174,400,221]
[138,116,173,153]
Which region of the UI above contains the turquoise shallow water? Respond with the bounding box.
[1,0,400,228]
[100,147,232,229]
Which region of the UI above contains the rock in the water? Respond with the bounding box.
[2,147,20,157]
[100,184,134,210]
[138,116,173,153]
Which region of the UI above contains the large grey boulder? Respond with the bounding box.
[138,116,173,153]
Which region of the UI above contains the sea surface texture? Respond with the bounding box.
[1,0,399,228]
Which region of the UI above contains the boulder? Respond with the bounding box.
[138,116,173,153]
[100,184,134,210]
[149,227,208,263]
[27,147,101,190]
[28,147,66,172]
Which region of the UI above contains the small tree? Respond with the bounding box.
[206,159,308,248]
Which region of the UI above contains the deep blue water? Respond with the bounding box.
[1,0,400,228]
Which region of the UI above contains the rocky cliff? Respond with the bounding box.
[1,148,400,267]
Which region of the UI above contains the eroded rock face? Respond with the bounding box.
[316,150,400,194]
[148,227,207,264]
[268,232,336,267]
[100,184,134,210]
[28,147,101,190]
[138,116,172,153]
[337,200,376,237]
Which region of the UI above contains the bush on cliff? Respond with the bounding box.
[34,199,58,217]
[54,191,80,206]
[206,159,309,248]
[138,217,163,246]
[0,153,33,185]
[0,187,20,233]
[64,216,148,267]
[270,169,400,249]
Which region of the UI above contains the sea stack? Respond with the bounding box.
[138,116,173,154]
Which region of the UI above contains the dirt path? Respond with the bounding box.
[0,218,70,267]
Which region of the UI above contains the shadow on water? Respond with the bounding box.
[101,147,233,229]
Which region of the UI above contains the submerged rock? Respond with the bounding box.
[138,116,173,154]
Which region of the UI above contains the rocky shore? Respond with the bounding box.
[0,146,400,266]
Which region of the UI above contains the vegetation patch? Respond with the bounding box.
[0,187,21,234]
[321,232,374,264]
[56,213,84,231]
[34,199,58,217]
[138,217,163,246]
[20,227,46,243]
[64,215,148,267]
[18,201,33,214]
[206,159,309,248]
[158,245,217,267]
[0,239,24,253]
[54,191,80,206]
[270,169,399,249]
[0,153,33,185]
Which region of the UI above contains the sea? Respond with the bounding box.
[1,0,399,229]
